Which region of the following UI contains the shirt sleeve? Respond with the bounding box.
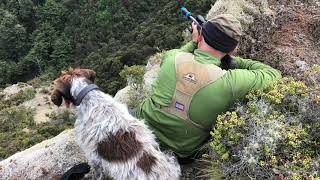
[179,41,197,53]
[228,57,282,99]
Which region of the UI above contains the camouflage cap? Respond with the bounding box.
[208,14,242,42]
[202,14,242,53]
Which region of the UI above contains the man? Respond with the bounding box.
[135,14,281,159]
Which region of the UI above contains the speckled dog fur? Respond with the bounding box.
[51,68,181,180]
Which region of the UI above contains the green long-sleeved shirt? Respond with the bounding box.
[136,41,282,157]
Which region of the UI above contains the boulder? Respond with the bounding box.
[0,130,86,180]
[2,83,34,101]
[206,0,272,30]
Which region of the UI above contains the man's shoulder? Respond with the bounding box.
[161,49,191,65]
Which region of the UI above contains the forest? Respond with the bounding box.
[0,0,213,94]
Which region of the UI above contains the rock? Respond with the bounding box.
[0,129,86,180]
[144,63,160,92]
[2,83,33,101]
[206,0,273,30]
[114,86,132,104]
[295,60,310,71]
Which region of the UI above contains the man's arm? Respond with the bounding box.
[228,57,282,99]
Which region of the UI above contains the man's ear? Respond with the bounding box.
[229,47,239,56]
[197,34,204,47]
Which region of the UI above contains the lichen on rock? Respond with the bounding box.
[209,76,320,179]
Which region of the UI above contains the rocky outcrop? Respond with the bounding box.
[2,83,34,101]
[20,88,70,124]
[1,82,70,124]
[0,130,86,180]
[206,0,272,29]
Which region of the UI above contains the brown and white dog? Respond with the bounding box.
[51,68,181,180]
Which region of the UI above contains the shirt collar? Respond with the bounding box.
[194,49,221,66]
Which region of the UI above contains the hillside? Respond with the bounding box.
[0,0,213,94]
[0,0,319,179]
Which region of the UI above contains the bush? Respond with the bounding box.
[119,65,149,108]
[46,109,76,124]
[0,86,37,111]
[209,71,320,179]
[8,87,36,105]
[120,65,145,86]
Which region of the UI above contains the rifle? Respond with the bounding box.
[177,0,207,31]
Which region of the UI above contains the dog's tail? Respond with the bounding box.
[60,163,91,180]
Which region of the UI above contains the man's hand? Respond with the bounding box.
[191,22,200,42]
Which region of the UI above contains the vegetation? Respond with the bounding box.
[0,0,214,94]
[1,1,318,179]
[119,65,148,108]
[209,66,320,179]
[0,86,36,110]
[0,82,75,159]
[0,106,75,159]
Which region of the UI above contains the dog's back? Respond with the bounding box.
[71,78,181,180]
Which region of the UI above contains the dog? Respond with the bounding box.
[51,68,181,180]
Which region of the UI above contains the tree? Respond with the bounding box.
[6,0,36,34]
[0,9,28,61]
[36,0,68,31]
[50,33,73,71]
[23,23,57,74]
[0,60,18,86]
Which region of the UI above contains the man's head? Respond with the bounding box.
[196,14,242,55]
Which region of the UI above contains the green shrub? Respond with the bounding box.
[46,109,75,123]
[209,75,320,179]
[120,65,145,89]
[8,87,36,105]
[0,87,36,111]
[39,87,50,94]
[119,65,149,108]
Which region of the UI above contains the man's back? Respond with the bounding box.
[136,41,281,157]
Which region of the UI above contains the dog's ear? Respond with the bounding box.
[51,75,72,107]
[51,89,63,107]
[83,69,96,82]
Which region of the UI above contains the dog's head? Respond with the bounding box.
[51,68,96,107]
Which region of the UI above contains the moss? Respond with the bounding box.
[120,65,145,88]
[39,87,50,94]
